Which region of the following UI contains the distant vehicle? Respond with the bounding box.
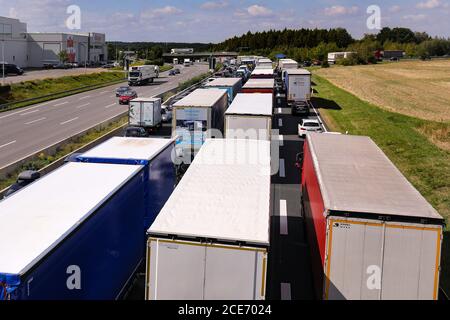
[123,126,149,138]
[302,60,312,67]
[3,171,40,199]
[128,97,162,131]
[69,62,80,68]
[116,86,131,97]
[292,101,310,116]
[119,90,138,104]
[0,63,24,75]
[161,107,173,123]
[174,68,181,74]
[390,57,399,62]
[102,63,115,69]
[298,119,323,137]
[169,69,178,76]
[128,65,159,86]
[184,59,192,67]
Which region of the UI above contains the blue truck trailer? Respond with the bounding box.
[0,162,146,300]
[76,137,176,230]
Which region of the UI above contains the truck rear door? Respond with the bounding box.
[129,101,141,126]
[142,101,154,126]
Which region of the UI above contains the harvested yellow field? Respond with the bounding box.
[315,60,450,123]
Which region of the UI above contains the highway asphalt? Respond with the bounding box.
[0,63,208,169]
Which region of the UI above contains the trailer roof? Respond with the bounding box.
[225,93,273,116]
[251,69,274,76]
[243,79,275,89]
[204,78,242,87]
[306,133,443,220]
[78,137,174,164]
[0,163,142,275]
[149,139,271,246]
[285,69,311,75]
[258,58,272,63]
[131,97,161,102]
[173,88,228,108]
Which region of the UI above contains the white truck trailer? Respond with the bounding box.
[146,138,271,300]
[128,65,159,86]
[278,58,298,71]
[129,97,162,131]
[284,69,312,102]
[225,93,273,141]
[172,88,228,156]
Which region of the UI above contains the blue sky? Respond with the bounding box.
[1,0,449,42]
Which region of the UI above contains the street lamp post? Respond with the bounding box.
[1,39,5,86]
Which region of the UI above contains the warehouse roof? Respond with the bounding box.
[225,93,273,116]
[149,139,271,246]
[78,137,174,164]
[306,133,443,221]
[204,78,242,87]
[243,79,275,89]
[173,88,228,107]
[0,163,142,275]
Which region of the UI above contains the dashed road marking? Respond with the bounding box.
[0,140,16,149]
[280,199,288,235]
[281,283,292,300]
[278,119,283,127]
[279,135,284,147]
[25,117,46,125]
[60,117,79,125]
[20,109,40,116]
[76,103,90,109]
[104,103,116,109]
[54,101,68,107]
[279,159,285,178]
[79,95,91,100]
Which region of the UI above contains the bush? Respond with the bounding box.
[321,60,330,68]
[0,85,11,94]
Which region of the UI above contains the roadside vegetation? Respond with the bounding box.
[312,73,450,293]
[0,71,126,112]
[162,72,213,102]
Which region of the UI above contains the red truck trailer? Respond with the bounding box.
[242,79,275,94]
[301,133,444,300]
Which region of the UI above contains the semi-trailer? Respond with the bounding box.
[145,138,271,300]
[172,88,228,156]
[0,162,147,300]
[300,133,445,300]
[76,137,176,230]
[242,79,275,94]
[284,69,312,102]
[225,93,273,141]
[250,68,275,79]
[204,77,243,103]
[278,58,298,71]
[128,65,159,86]
[128,97,162,132]
[256,58,273,69]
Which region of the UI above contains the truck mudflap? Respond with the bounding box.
[0,274,20,300]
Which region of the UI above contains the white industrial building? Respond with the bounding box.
[0,16,108,68]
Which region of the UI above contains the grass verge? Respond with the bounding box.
[312,74,450,294]
[0,116,127,192]
[162,72,212,102]
[0,72,127,113]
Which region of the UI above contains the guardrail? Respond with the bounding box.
[0,78,127,112]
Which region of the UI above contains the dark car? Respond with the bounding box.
[169,69,177,76]
[116,86,131,97]
[3,171,40,199]
[0,63,24,75]
[119,90,138,105]
[124,126,149,138]
[292,101,310,116]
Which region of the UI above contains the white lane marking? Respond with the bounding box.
[0,103,49,120]
[109,94,116,98]
[25,117,46,125]
[60,117,79,125]
[279,135,284,147]
[281,283,292,300]
[76,103,90,109]
[280,199,288,235]
[104,103,116,109]
[279,159,285,178]
[278,118,283,127]
[20,109,40,116]
[54,101,68,107]
[79,95,91,100]
[278,107,282,114]
[0,140,16,149]
[99,91,109,94]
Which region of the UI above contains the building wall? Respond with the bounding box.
[0,16,28,68]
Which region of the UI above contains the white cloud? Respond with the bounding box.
[403,14,428,21]
[324,5,359,16]
[416,0,448,8]
[389,5,402,13]
[153,6,182,16]
[247,5,273,17]
[201,1,229,10]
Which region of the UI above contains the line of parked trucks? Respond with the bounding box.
[0,56,444,301]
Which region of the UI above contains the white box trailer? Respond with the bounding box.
[225,93,273,141]
[278,59,298,71]
[301,133,445,300]
[204,77,243,103]
[250,68,274,79]
[128,65,159,85]
[172,89,228,155]
[284,69,312,102]
[146,139,271,300]
[129,97,162,130]
[256,58,273,69]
